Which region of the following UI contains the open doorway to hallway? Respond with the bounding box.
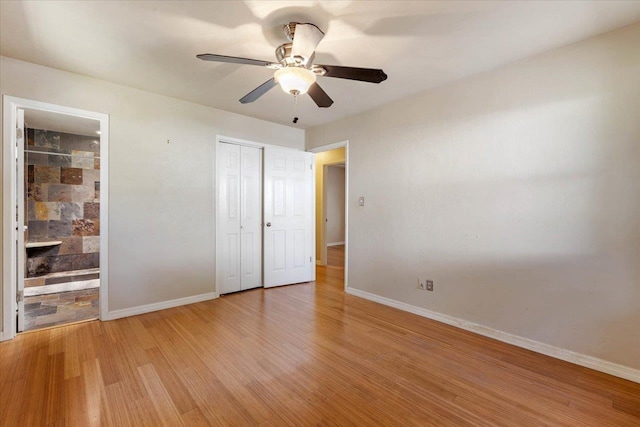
[320,164,345,289]
[311,144,347,289]
[324,163,345,269]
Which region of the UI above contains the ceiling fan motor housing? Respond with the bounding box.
[283,22,297,41]
[276,43,301,66]
[277,22,327,69]
[276,42,319,69]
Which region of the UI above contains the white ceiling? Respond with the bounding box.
[2,1,639,129]
[24,109,100,137]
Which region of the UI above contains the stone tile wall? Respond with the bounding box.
[25,128,101,278]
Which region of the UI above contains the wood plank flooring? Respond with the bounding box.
[326,244,345,268]
[1,257,639,425]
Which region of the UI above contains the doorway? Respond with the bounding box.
[309,141,348,291]
[2,97,109,339]
[324,163,345,268]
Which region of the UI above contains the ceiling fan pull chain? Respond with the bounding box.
[292,93,299,124]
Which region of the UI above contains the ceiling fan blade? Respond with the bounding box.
[307,83,333,108]
[197,53,275,67]
[291,23,325,63]
[239,78,278,104]
[316,65,388,83]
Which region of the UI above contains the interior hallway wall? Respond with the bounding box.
[325,165,345,245]
[306,24,640,371]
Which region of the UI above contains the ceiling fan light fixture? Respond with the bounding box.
[274,67,316,95]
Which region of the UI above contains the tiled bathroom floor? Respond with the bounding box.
[25,278,100,296]
[24,288,99,331]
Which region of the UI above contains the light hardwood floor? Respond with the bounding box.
[1,254,639,425]
[326,244,345,268]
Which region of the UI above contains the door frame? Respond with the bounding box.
[308,140,349,291]
[2,96,110,340]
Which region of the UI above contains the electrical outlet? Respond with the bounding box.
[418,278,426,290]
[426,280,434,291]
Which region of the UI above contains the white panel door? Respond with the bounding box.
[217,143,263,294]
[16,108,25,332]
[217,143,242,294]
[263,147,314,288]
[239,145,262,290]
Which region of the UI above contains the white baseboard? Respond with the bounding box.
[346,287,640,384]
[106,292,217,321]
[0,331,7,342]
[327,241,345,247]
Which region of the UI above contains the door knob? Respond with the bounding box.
[266,222,271,227]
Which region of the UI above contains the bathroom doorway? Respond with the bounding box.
[2,97,109,337]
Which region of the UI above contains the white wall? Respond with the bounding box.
[0,56,304,332]
[325,165,345,245]
[306,24,640,371]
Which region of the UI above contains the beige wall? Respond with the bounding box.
[306,24,640,370]
[0,56,304,334]
[326,166,345,245]
[314,148,345,264]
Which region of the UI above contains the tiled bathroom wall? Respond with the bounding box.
[25,128,101,282]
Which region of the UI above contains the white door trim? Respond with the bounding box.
[2,96,109,341]
[216,135,266,149]
[308,141,347,153]
[307,140,349,291]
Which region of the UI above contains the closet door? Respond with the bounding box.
[217,143,242,294]
[239,146,262,290]
[217,143,263,294]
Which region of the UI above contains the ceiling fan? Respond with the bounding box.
[197,22,387,109]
